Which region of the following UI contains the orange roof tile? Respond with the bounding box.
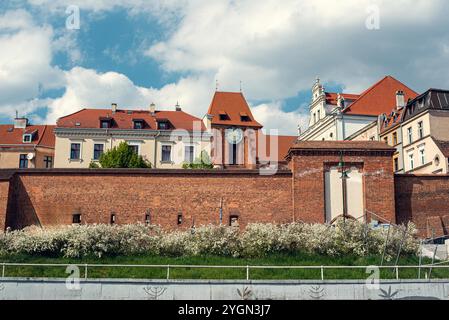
[0,124,55,149]
[57,108,206,131]
[207,92,262,128]
[343,76,418,116]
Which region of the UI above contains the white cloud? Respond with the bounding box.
[2,0,449,136]
[0,9,64,116]
[252,102,308,136]
[46,67,214,123]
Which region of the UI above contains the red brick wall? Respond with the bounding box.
[291,151,396,224]
[6,170,293,230]
[0,179,10,231]
[395,174,449,238]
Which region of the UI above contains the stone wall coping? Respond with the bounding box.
[1,277,448,285]
[0,168,292,177]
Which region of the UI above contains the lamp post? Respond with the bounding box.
[338,151,349,224]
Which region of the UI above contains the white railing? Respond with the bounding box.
[1,262,449,281]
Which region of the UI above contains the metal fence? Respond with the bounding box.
[2,262,449,281]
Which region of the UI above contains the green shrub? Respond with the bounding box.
[0,219,420,259]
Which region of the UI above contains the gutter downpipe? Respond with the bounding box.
[154,131,161,168]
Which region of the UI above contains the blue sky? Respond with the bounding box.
[1,1,448,134]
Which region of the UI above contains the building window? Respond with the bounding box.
[72,214,81,224]
[133,120,144,129]
[317,110,321,120]
[177,213,183,225]
[23,134,32,143]
[100,120,111,129]
[129,144,139,155]
[418,121,424,139]
[184,146,194,163]
[219,113,229,121]
[145,211,151,225]
[70,143,81,160]
[435,156,440,167]
[158,121,169,130]
[393,132,398,145]
[407,127,412,144]
[313,113,316,124]
[19,154,28,168]
[383,137,389,145]
[93,144,104,160]
[230,215,239,227]
[44,156,53,168]
[110,213,116,225]
[409,153,414,170]
[369,136,375,141]
[394,157,399,172]
[419,148,425,165]
[162,145,171,162]
[240,115,251,122]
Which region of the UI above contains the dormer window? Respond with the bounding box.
[100,120,111,128]
[23,134,32,143]
[157,121,170,130]
[240,112,251,122]
[219,111,230,121]
[133,119,145,129]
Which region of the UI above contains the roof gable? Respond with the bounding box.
[343,76,418,116]
[207,92,262,128]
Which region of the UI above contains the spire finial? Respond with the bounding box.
[239,80,242,92]
[215,79,219,91]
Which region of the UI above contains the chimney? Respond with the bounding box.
[111,103,118,113]
[396,91,405,109]
[14,114,28,129]
[175,101,181,112]
[149,102,156,115]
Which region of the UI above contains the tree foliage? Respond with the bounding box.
[90,142,151,168]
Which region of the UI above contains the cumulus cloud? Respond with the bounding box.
[0,9,64,115]
[2,0,449,136]
[46,67,214,122]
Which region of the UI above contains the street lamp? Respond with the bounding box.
[338,151,350,224]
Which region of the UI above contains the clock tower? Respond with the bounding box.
[203,91,263,169]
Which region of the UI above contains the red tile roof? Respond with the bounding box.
[343,76,418,116]
[57,108,206,131]
[258,135,297,162]
[0,125,55,149]
[379,106,406,133]
[325,92,360,106]
[207,92,263,128]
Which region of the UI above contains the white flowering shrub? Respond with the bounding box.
[0,219,419,259]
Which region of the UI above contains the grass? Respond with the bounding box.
[0,253,447,280]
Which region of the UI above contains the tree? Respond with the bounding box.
[182,150,214,169]
[90,142,151,168]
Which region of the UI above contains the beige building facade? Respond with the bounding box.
[54,104,211,169]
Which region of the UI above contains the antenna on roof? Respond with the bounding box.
[15,110,18,119]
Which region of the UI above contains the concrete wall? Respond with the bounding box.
[395,174,449,237]
[0,278,447,300]
[5,169,293,230]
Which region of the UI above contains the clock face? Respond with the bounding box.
[225,128,243,145]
